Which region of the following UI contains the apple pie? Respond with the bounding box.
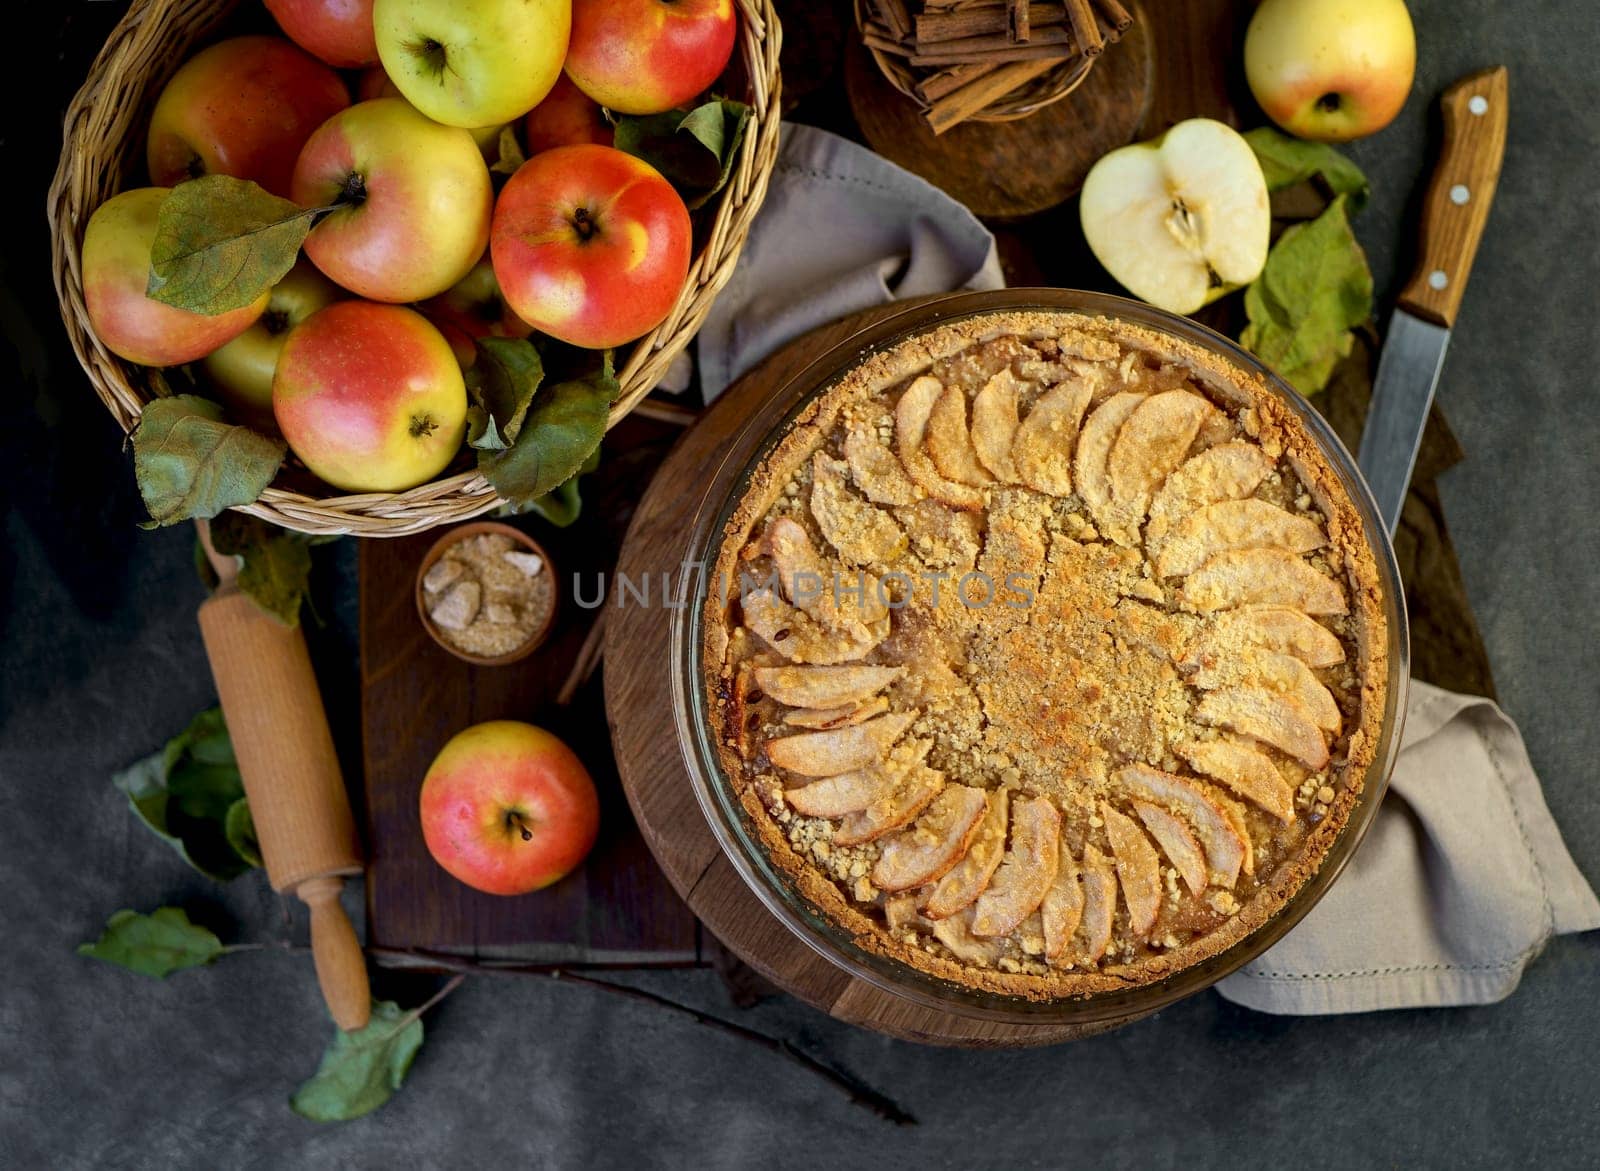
[702,310,1388,998]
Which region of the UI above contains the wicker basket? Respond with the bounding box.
[49,0,782,537]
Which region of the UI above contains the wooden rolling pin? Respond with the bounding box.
[196,520,370,1031]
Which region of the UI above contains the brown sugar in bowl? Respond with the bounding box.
[415,522,558,667]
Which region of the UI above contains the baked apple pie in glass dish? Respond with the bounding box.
[674,291,1407,1021]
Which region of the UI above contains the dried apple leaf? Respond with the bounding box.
[465,336,545,451]
[1245,128,1369,210]
[613,98,751,209]
[491,125,527,175]
[132,395,285,527]
[78,907,226,979]
[209,511,317,626]
[147,175,320,315]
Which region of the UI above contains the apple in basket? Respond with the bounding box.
[420,255,535,367]
[420,721,600,896]
[490,144,691,348]
[523,73,614,155]
[81,188,267,367]
[272,300,467,492]
[372,0,570,129]
[291,99,494,303]
[264,0,381,69]
[355,66,506,162]
[565,0,737,116]
[200,260,344,431]
[146,36,349,199]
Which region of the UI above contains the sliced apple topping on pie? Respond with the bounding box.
[786,737,931,818]
[972,797,1062,937]
[1133,800,1208,896]
[1153,499,1327,578]
[844,422,918,506]
[1116,765,1247,888]
[1180,548,1347,615]
[760,518,889,630]
[782,695,891,730]
[1195,687,1330,770]
[752,664,905,709]
[1075,390,1147,531]
[931,907,1002,966]
[872,784,989,892]
[970,369,1023,481]
[1192,650,1341,734]
[926,385,993,487]
[834,763,944,846]
[924,788,1010,919]
[1145,440,1274,547]
[896,376,987,510]
[766,711,915,777]
[741,588,885,664]
[1179,604,1345,670]
[1011,378,1094,496]
[1040,848,1085,964]
[1176,738,1295,823]
[1101,803,1162,936]
[1105,390,1215,539]
[1073,846,1117,965]
[809,453,909,567]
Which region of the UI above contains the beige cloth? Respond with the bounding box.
[1218,680,1600,1014]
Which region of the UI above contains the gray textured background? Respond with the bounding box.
[5,1,1598,1166]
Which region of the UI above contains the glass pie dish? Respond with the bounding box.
[670,289,1409,1026]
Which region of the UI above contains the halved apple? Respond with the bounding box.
[1080,118,1270,315]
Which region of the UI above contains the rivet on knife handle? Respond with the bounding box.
[1396,66,1509,328]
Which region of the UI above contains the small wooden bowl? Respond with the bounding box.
[414,522,558,668]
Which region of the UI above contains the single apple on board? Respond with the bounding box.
[201,261,344,430]
[420,721,600,897]
[355,67,506,162]
[566,0,737,116]
[291,99,494,304]
[1245,0,1416,142]
[524,73,613,155]
[491,144,691,349]
[146,36,349,198]
[372,0,571,129]
[1080,119,1271,316]
[273,301,467,492]
[264,0,380,68]
[82,188,267,367]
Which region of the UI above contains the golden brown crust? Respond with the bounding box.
[702,310,1389,1001]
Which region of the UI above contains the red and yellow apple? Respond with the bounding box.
[146,36,349,198]
[82,188,267,367]
[373,0,570,128]
[356,67,505,161]
[1244,0,1416,142]
[490,144,691,348]
[273,300,467,491]
[565,0,736,115]
[524,73,613,155]
[421,255,535,366]
[201,261,343,429]
[419,721,600,896]
[292,99,493,303]
[264,0,380,68]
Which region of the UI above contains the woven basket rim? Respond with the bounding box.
[48,0,783,538]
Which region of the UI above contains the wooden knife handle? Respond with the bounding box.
[1397,66,1509,328]
[300,876,371,1032]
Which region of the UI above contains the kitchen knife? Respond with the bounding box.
[1358,67,1508,534]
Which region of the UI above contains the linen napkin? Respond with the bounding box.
[1217,680,1600,1013]
[688,123,1600,1014]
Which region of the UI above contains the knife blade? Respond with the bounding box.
[1358,67,1509,534]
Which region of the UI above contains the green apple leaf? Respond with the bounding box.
[491,125,528,176]
[78,907,226,979]
[147,175,321,316]
[499,443,602,527]
[132,395,285,527]
[224,799,263,869]
[290,1000,426,1122]
[209,511,318,627]
[613,98,751,209]
[113,707,257,882]
[465,336,545,451]
[1245,128,1370,211]
[1241,195,1374,397]
[477,352,616,507]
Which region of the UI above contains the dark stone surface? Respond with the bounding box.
[4,1,1597,1166]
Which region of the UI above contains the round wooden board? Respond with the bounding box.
[605,303,1146,1047]
[845,4,1153,220]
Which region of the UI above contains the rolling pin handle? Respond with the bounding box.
[299,875,371,1032]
